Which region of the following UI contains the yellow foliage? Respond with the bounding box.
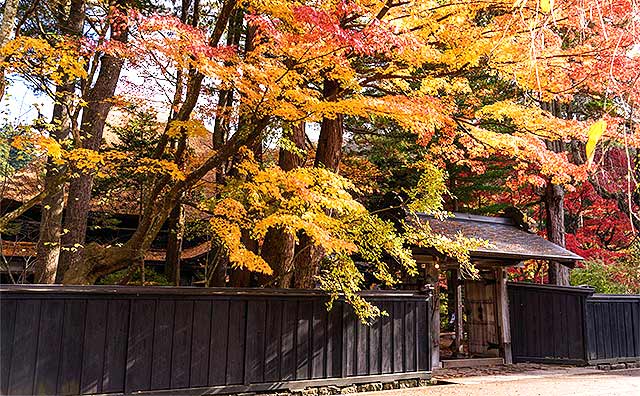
[206,151,428,320]
[0,37,87,84]
[586,119,607,167]
[133,158,186,181]
[167,120,210,138]
[65,148,104,170]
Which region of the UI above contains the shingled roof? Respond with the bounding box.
[416,212,583,263]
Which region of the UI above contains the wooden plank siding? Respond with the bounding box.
[585,295,640,364]
[0,286,431,396]
[508,282,640,366]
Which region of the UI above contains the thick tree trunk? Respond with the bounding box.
[57,3,129,283]
[545,181,569,285]
[34,167,65,284]
[544,133,570,286]
[34,0,86,284]
[314,80,343,170]
[293,79,343,288]
[257,122,306,288]
[164,203,184,285]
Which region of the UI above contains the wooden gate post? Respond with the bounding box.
[425,261,440,368]
[496,267,513,364]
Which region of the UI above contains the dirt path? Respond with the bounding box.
[364,368,640,396]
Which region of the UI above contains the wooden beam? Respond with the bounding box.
[453,269,464,356]
[495,267,513,364]
[425,260,440,368]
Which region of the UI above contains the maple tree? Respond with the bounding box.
[0,0,637,303]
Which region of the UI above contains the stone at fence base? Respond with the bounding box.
[317,385,341,395]
[597,364,611,371]
[300,388,319,396]
[254,377,429,396]
[340,385,358,394]
[397,379,419,388]
[382,381,397,390]
[611,363,627,370]
[356,382,382,392]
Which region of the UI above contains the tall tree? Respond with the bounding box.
[57,0,130,282]
[34,0,86,283]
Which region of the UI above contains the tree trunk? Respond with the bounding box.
[279,122,306,170]
[34,0,86,284]
[164,203,184,285]
[545,181,569,285]
[293,79,343,288]
[57,2,129,283]
[0,0,19,100]
[314,80,343,170]
[206,240,228,287]
[257,122,306,288]
[34,167,65,284]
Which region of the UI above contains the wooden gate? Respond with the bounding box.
[465,277,499,357]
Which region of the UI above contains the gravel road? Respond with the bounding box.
[364,368,640,396]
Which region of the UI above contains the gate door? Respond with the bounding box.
[465,276,500,357]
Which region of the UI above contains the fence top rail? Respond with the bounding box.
[507,281,595,295]
[588,294,640,301]
[0,284,431,300]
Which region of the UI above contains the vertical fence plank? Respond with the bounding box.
[171,300,194,388]
[624,303,634,359]
[81,300,108,394]
[226,300,246,385]
[280,300,297,381]
[209,300,229,386]
[342,304,356,377]
[151,300,175,390]
[33,299,64,395]
[126,299,156,393]
[416,300,429,371]
[631,298,640,356]
[585,301,597,361]
[57,300,86,396]
[392,302,404,372]
[326,303,342,378]
[356,318,368,376]
[404,302,416,372]
[190,300,212,388]
[102,299,129,394]
[296,300,312,380]
[311,300,326,379]
[245,300,266,384]
[381,301,393,374]
[264,300,283,382]
[368,308,381,375]
[8,300,41,396]
[0,299,17,396]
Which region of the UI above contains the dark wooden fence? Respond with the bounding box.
[585,294,640,364]
[0,285,431,396]
[508,282,640,365]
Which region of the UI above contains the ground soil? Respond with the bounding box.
[368,365,640,396]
